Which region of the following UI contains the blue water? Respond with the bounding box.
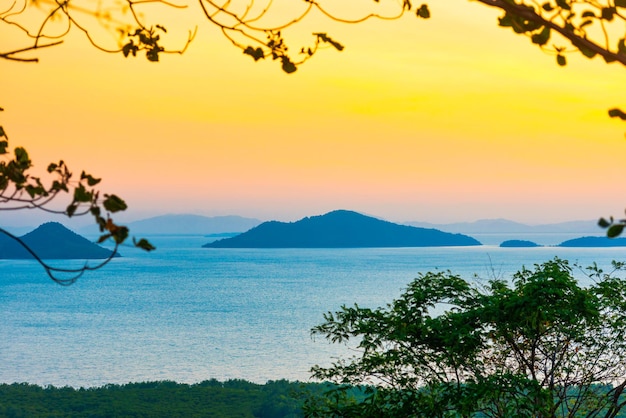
[1,235,625,387]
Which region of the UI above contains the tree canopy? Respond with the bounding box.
[307,259,626,417]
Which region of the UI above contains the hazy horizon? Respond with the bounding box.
[3,0,626,230]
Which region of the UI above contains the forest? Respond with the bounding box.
[0,379,328,418]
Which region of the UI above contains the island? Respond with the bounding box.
[500,240,541,248]
[203,210,481,248]
[0,222,119,259]
[557,236,626,247]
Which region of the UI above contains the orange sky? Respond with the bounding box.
[2,0,626,226]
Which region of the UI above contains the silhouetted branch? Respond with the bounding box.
[0,226,118,285]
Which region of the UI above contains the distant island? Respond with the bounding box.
[405,218,600,234]
[557,236,626,247]
[500,240,541,248]
[0,222,118,259]
[203,210,481,248]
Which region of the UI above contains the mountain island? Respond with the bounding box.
[203,210,481,248]
[0,222,118,259]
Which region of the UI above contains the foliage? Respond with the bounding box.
[0,109,154,285]
[0,379,324,417]
[307,258,626,417]
[2,0,626,75]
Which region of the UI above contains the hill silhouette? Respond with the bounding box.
[203,210,481,248]
[0,222,118,259]
[557,236,626,247]
[500,240,541,248]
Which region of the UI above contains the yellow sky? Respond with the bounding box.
[2,0,626,225]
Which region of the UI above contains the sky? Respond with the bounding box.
[2,0,626,227]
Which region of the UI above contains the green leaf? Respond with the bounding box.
[0,139,7,155]
[111,226,129,244]
[97,233,112,244]
[134,237,156,251]
[417,4,430,18]
[608,224,624,238]
[598,218,611,228]
[14,147,30,165]
[531,26,550,46]
[608,108,626,119]
[66,203,77,217]
[556,54,567,66]
[81,171,101,186]
[73,184,93,203]
[0,126,6,139]
[103,194,128,212]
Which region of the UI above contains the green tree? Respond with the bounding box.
[307,259,626,417]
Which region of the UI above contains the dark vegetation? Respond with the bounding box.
[204,210,481,248]
[307,259,626,417]
[0,379,332,418]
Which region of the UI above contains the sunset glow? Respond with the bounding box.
[2,0,626,226]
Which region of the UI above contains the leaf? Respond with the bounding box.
[97,233,112,243]
[0,140,7,155]
[73,184,93,203]
[608,108,626,119]
[417,4,430,18]
[499,14,513,27]
[81,171,101,186]
[531,26,550,46]
[14,147,30,165]
[601,7,616,20]
[66,203,77,217]
[134,237,156,251]
[243,46,265,61]
[598,218,611,228]
[103,194,128,212]
[281,56,297,73]
[314,33,345,51]
[0,126,5,139]
[608,224,624,238]
[618,38,626,55]
[555,0,571,10]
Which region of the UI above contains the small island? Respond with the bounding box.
[0,222,119,259]
[203,210,481,248]
[500,240,541,248]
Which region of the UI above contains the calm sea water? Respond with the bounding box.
[1,235,625,388]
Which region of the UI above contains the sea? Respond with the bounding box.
[1,232,625,388]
